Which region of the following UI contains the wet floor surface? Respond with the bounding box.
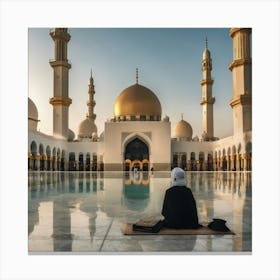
[28,171,252,253]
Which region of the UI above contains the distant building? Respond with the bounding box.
[28,28,252,172]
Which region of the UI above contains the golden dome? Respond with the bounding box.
[114,83,162,119]
[78,118,97,138]
[173,119,193,141]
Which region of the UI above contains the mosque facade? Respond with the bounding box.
[28,28,252,172]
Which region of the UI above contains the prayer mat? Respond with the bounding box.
[121,223,235,235]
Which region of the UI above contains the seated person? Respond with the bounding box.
[161,167,199,229]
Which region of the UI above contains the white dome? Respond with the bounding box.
[28,98,39,131]
[173,119,193,141]
[68,129,75,141]
[28,98,38,121]
[78,118,97,138]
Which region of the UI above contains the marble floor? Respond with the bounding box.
[28,171,252,254]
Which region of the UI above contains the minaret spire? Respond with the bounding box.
[87,69,96,121]
[200,39,215,140]
[136,68,139,84]
[181,113,183,120]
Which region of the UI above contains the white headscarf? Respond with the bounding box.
[171,167,186,187]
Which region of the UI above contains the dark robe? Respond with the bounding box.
[161,185,199,229]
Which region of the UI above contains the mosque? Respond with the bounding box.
[28,28,252,172]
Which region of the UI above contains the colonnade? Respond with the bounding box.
[172,152,252,171]
[28,153,66,171]
[28,153,104,171]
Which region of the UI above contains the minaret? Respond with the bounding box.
[49,28,72,140]
[200,38,215,140]
[229,28,252,135]
[86,69,96,121]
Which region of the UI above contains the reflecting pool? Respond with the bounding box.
[28,171,252,253]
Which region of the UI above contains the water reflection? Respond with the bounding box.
[123,171,150,211]
[28,171,252,252]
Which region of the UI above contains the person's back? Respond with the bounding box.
[161,167,199,229]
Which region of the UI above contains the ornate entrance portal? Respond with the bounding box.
[124,138,149,171]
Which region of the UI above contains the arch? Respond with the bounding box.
[69,152,76,171]
[231,145,237,171]
[60,149,66,171]
[56,148,61,171]
[52,147,56,156]
[245,141,252,153]
[78,153,84,171]
[124,159,131,171]
[198,152,205,171]
[39,143,44,155]
[57,148,61,158]
[46,146,51,157]
[172,154,178,168]
[222,148,226,157]
[46,145,51,171]
[190,152,196,171]
[181,153,187,170]
[227,146,231,156]
[207,152,213,171]
[92,153,97,171]
[39,143,44,170]
[30,141,37,170]
[124,137,149,171]
[245,141,252,170]
[30,141,37,155]
[86,153,90,171]
[122,132,151,157]
[237,143,242,153]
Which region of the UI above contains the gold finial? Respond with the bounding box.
[205,37,208,49]
[181,113,183,120]
[136,68,139,84]
[90,68,92,78]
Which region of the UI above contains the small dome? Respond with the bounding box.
[78,118,97,138]
[193,135,199,142]
[173,119,193,141]
[92,132,98,141]
[68,129,75,141]
[114,83,162,119]
[28,98,39,131]
[28,98,38,121]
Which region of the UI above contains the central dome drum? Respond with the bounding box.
[114,83,162,121]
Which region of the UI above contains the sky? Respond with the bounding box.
[29,28,234,139]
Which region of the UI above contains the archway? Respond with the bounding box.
[46,146,51,171]
[86,153,90,171]
[199,152,204,171]
[78,153,84,171]
[39,143,44,170]
[68,152,76,171]
[124,137,149,171]
[190,152,196,171]
[30,141,37,170]
[245,141,252,171]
